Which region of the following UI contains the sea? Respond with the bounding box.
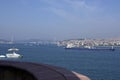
[0,44,120,80]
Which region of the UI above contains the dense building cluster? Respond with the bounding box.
[57,39,120,47]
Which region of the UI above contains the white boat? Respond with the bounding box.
[0,55,6,58]
[6,52,22,58]
[6,48,22,58]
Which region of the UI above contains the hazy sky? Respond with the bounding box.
[0,0,120,40]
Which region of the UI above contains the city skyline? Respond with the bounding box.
[0,0,120,40]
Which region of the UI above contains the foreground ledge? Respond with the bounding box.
[0,60,90,80]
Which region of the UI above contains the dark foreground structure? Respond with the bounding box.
[0,60,90,80]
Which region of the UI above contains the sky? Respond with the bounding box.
[0,0,120,40]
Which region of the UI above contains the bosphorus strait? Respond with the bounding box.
[0,44,120,80]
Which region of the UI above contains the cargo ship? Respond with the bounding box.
[64,45,115,51]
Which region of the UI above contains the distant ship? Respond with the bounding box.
[6,48,23,58]
[65,45,115,51]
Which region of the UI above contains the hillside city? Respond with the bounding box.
[56,39,120,48]
[1,38,120,47]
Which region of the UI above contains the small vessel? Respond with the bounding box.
[0,55,6,58]
[6,48,23,58]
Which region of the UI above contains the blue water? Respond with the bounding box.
[0,44,120,80]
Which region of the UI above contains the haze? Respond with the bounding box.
[0,0,120,40]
